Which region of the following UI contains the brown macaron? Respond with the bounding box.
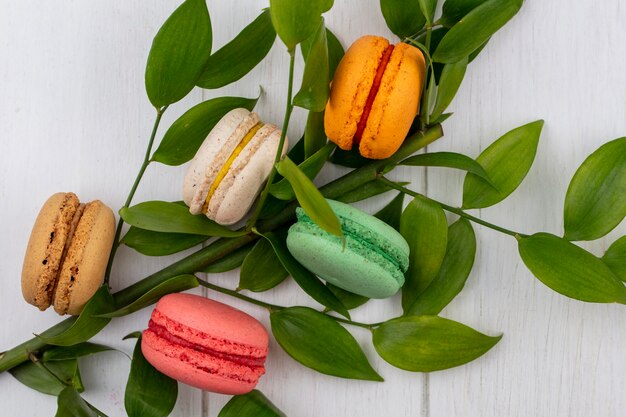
[21,192,115,315]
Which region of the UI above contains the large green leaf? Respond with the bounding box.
[125,336,178,417]
[270,307,382,381]
[303,111,327,159]
[326,283,369,310]
[400,196,449,312]
[463,120,544,209]
[120,201,244,237]
[380,0,427,38]
[55,387,98,417]
[373,315,501,371]
[276,157,342,236]
[11,359,81,396]
[239,238,289,292]
[563,137,626,241]
[122,227,207,257]
[218,390,286,417]
[152,96,258,166]
[293,19,329,112]
[518,233,626,303]
[433,0,522,63]
[269,0,334,50]
[430,57,467,120]
[145,0,212,108]
[407,219,476,315]
[43,343,116,362]
[401,151,491,183]
[440,0,489,26]
[197,10,276,89]
[603,236,626,282]
[374,192,405,232]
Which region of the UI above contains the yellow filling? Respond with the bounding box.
[202,122,264,213]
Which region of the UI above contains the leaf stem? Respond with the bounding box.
[104,106,168,284]
[377,177,527,238]
[248,50,296,228]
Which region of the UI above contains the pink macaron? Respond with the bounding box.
[141,293,269,395]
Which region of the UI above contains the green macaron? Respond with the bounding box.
[286,199,409,299]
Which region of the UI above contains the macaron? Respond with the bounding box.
[325,35,426,159]
[286,199,409,298]
[142,293,269,395]
[182,108,287,225]
[21,192,115,315]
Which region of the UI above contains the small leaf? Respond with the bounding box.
[407,219,476,315]
[519,233,626,303]
[603,236,626,282]
[430,57,467,119]
[39,286,115,346]
[120,201,244,237]
[563,137,626,241]
[303,111,327,159]
[463,120,544,209]
[239,238,289,292]
[400,196,449,312]
[430,112,453,125]
[373,316,501,372]
[96,275,199,318]
[269,0,333,50]
[380,0,427,38]
[122,227,207,257]
[440,0,489,26]
[270,143,334,200]
[294,19,329,112]
[125,336,178,417]
[326,28,345,78]
[374,192,405,232]
[218,390,286,417]
[197,10,276,89]
[276,157,342,236]
[43,343,116,362]
[270,307,382,381]
[145,0,212,108]
[327,283,369,310]
[202,244,254,274]
[56,387,98,417]
[11,359,78,396]
[152,96,258,166]
[433,0,522,63]
[420,74,437,125]
[337,180,409,204]
[262,231,349,318]
[401,151,491,183]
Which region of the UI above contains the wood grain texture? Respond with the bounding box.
[0,0,625,416]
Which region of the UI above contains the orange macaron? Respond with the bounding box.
[324,35,426,159]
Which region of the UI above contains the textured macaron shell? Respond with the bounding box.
[142,293,268,394]
[286,200,409,298]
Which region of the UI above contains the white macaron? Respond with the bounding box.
[182,108,287,225]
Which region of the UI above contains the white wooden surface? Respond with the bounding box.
[1,0,625,416]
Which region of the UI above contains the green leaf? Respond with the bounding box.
[239,238,289,292]
[468,38,489,62]
[374,192,405,232]
[125,336,178,417]
[440,0,489,26]
[276,157,342,236]
[407,219,476,315]
[430,57,467,119]
[122,227,207,257]
[327,283,369,310]
[218,390,286,417]
[294,19,329,112]
[262,231,349,318]
[38,286,115,346]
[120,201,244,237]
[337,180,409,204]
[270,307,382,381]
[270,143,334,200]
[43,343,116,362]
[197,10,276,89]
[401,151,491,183]
[380,0,427,38]
[56,387,98,417]
[152,96,258,166]
[433,0,522,63]
[326,28,345,78]
[420,73,437,124]
[11,359,79,396]
[96,275,199,318]
[202,244,254,273]
[603,236,626,282]
[269,0,333,50]
[400,196,449,312]
[145,0,212,108]
[373,315,501,371]
[431,112,453,125]
[463,120,544,209]
[418,0,437,24]
[329,146,370,168]
[518,233,626,303]
[303,111,327,159]
[563,137,626,241]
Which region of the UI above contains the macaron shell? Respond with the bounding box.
[208,125,286,225]
[324,36,390,150]
[21,192,80,310]
[53,200,115,315]
[359,42,425,159]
